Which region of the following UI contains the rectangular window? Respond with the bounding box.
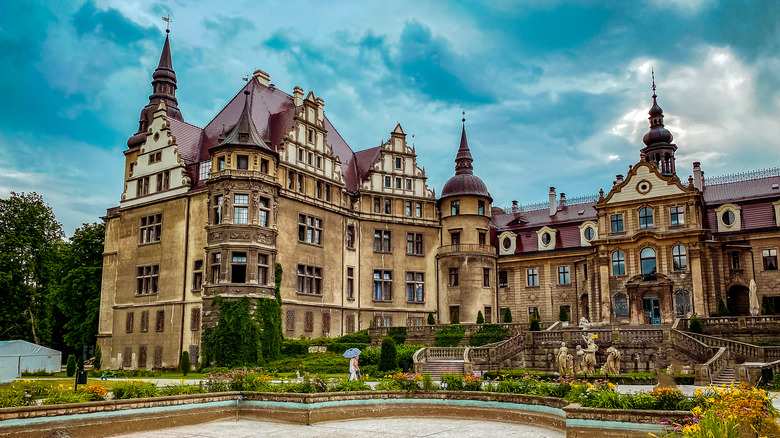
[499,270,508,288]
[298,214,323,245]
[374,230,391,252]
[346,267,354,300]
[156,171,164,191]
[384,176,391,187]
[257,254,269,285]
[297,173,304,192]
[406,272,425,302]
[732,251,741,270]
[346,314,356,333]
[125,312,134,333]
[123,347,132,368]
[346,225,355,249]
[449,268,459,286]
[484,306,492,323]
[558,266,570,284]
[451,231,461,246]
[763,249,778,270]
[405,201,412,216]
[373,270,392,301]
[136,265,159,294]
[527,268,538,287]
[233,194,249,224]
[155,310,164,332]
[478,232,486,246]
[213,195,223,224]
[483,268,491,287]
[136,177,148,197]
[373,197,381,213]
[407,233,423,255]
[325,184,331,202]
[140,311,149,332]
[139,214,162,244]
[611,214,624,232]
[395,157,402,169]
[451,200,460,215]
[231,252,247,283]
[286,310,295,331]
[148,151,162,164]
[190,308,200,331]
[288,170,295,189]
[258,197,269,227]
[385,198,391,214]
[307,152,313,166]
[237,155,249,170]
[297,264,323,295]
[217,156,225,171]
[316,155,322,169]
[192,259,203,291]
[153,346,163,368]
[407,316,425,326]
[138,345,147,368]
[298,148,305,162]
[163,170,169,189]
[316,181,323,199]
[395,177,402,189]
[415,202,422,218]
[304,311,314,332]
[308,129,314,144]
[210,252,221,284]
[322,313,330,333]
[478,200,486,215]
[260,159,269,174]
[199,161,212,181]
[670,206,685,226]
[406,179,412,190]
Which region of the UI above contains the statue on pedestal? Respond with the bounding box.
[602,347,621,375]
[581,334,598,375]
[556,342,573,376]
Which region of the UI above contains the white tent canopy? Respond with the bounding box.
[0,340,62,383]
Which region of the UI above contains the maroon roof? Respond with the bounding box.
[440,122,491,200]
[703,176,780,205]
[491,203,598,254]
[169,118,203,164]
[353,147,381,188]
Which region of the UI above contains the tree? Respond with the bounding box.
[503,308,513,323]
[52,222,105,351]
[0,192,64,345]
[427,312,435,325]
[476,311,484,324]
[717,299,730,317]
[558,306,569,322]
[179,351,191,375]
[379,336,397,371]
[451,311,460,325]
[66,355,76,377]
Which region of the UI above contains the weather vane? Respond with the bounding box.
[462,110,465,123]
[651,67,656,94]
[162,14,172,33]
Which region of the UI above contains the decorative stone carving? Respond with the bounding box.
[602,347,621,375]
[210,231,223,242]
[557,342,573,376]
[257,232,273,245]
[230,231,250,241]
[581,334,599,375]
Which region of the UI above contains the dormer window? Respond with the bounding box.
[722,211,735,226]
[715,203,741,232]
[541,232,551,246]
[537,226,556,250]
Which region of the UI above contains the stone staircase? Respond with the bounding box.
[421,360,465,380]
[711,367,736,386]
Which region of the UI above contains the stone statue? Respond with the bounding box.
[602,347,621,375]
[574,344,585,375]
[557,342,573,376]
[578,317,591,329]
[581,334,599,375]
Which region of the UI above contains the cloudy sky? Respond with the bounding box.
[1,0,779,234]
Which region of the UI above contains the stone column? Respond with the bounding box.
[690,248,706,317]
[599,254,610,323]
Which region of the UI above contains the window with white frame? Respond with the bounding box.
[233,194,249,224]
[373,270,392,300]
[258,197,270,227]
[406,272,424,302]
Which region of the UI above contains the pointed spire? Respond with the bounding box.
[454,111,474,175]
[643,71,673,146]
[219,88,268,149]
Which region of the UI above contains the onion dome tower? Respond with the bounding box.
[640,71,677,176]
[127,29,184,148]
[437,116,497,324]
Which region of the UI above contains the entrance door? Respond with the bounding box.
[643,297,661,325]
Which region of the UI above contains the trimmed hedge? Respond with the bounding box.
[469,324,509,346]
[388,327,407,345]
[434,324,465,347]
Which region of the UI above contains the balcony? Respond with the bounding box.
[437,244,497,257]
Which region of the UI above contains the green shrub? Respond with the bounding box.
[159,384,205,396]
[360,364,379,378]
[388,326,407,345]
[469,324,509,346]
[674,373,695,385]
[201,296,261,368]
[503,308,513,323]
[476,311,484,324]
[558,306,569,322]
[42,388,91,405]
[441,374,464,391]
[93,345,102,371]
[112,381,159,399]
[265,353,349,374]
[427,312,435,325]
[335,330,370,344]
[326,343,368,354]
[379,337,397,372]
[0,390,25,408]
[331,379,371,392]
[66,355,76,377]
[422,373,438,391]
[529,317,541,332]
[396,344,425,369]
[451,311,460,324]
[434,324,465,347]
[179,351,191,376]
[688,314,704,334]
[717,299,730,317]
[281,339,310,356]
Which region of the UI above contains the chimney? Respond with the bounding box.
[692,162,704,190]
[253,69,270,87]
[511,200,518,214]
[559,193,566,209]
[293,86,304,107]
[315,97,325,123]
[549,187,557,216]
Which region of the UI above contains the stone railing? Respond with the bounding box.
[695,347,729,386]
[618,329,664,345]
[669,329,714,363]
[469,331,526,371]
[436,244,497,257]
[737,358,780,385]
[676,315,780,334]
[685,332,771,361]
[427,347,469,361]
[369,323,526,345]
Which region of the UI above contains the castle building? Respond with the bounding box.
[98,33,780,369]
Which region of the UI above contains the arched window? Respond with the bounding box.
[541,232,551,245]
[612,250,625,276]
[613,293,628,318]
[672,245,687,271]
[640,247,656,278]
[584,226,595,241]
[639,207,654,229]
[675,290,691,316]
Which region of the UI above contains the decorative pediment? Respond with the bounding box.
[602,161,689,205]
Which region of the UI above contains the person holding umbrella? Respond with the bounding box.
[344,348,361,381]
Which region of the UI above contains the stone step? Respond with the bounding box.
[421,360,465,379]
[711,368,736,385]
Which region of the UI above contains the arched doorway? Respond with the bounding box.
[726,285,750,316]
[580,294,589,321]
[642,291,661,325]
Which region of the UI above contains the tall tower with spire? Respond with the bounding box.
[127,29,184,149]
[438,116,497,324]
[641,72,678,176]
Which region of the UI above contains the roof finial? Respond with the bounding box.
[651,67,656,97]
[162,14,172,33]
[462,110,465,124]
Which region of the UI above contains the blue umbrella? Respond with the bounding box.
[343,348,361,358]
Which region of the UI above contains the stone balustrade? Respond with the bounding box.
[436,244,497,257]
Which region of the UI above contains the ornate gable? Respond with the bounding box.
[602,161,690,205]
